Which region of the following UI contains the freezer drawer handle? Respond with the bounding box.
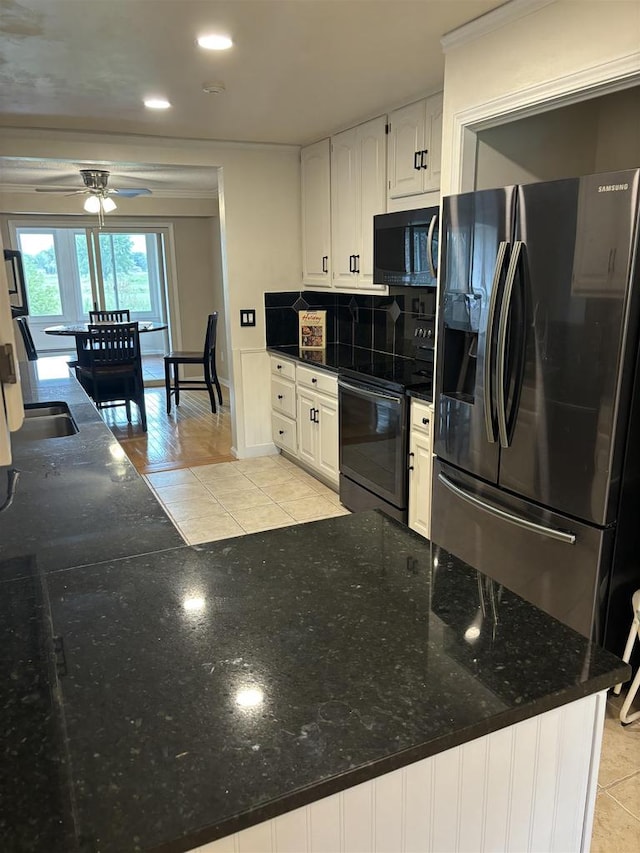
[437,472,576,545]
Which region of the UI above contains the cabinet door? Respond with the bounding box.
[387,101,426,199]
[331,126,359,288]
[297,387,317,467]
[408,430,432,539]
[301,139,331,288]
[357,116,387,289]
[424,92,443,193]
[315,393,339,484]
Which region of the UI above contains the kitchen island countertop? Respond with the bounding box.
[0,364,628,852]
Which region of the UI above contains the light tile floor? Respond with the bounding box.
[592,689,640,851]
[145,453,349,544]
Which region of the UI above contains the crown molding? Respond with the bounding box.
[441,0,556,52]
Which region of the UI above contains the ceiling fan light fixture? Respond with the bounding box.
[197,33,233,50]
[101,197,117,213]
[144,97,171,110]
[84,195,101,213]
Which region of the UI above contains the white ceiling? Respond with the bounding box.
[0,0,506,191]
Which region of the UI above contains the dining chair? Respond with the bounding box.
[89,309,131,322]
[77,322,147,430]
[164,312,223,414]
[15,316,38,361]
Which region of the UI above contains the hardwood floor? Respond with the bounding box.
[103,385,234,474]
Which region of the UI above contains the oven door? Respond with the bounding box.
[338,378,407,509]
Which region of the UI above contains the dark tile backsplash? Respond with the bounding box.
[264,287,437,357]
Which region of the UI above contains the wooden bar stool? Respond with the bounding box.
[613,589,640,725]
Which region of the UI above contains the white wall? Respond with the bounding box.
[0,130,302,457]
[441,0,640,194]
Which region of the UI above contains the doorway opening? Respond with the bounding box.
[10,222,171,383]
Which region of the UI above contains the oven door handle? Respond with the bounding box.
[338,380,404,404]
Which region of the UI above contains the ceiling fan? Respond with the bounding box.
[35,169,152,223]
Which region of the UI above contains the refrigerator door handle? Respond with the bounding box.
[483,241,509,444]
[427,213,438,279]
[496,240,523,448]
[437,472,577,545]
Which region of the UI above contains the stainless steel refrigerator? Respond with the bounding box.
[431,168,640,655]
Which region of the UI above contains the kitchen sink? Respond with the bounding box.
[20,402,79,439]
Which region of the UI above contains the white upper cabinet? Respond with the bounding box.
[301,139,332,288]
[387,93,443,201]
[331,116,387,292]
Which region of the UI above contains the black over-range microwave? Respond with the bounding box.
[373,206,439,287]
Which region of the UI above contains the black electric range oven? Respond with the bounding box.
[338,327,433,524]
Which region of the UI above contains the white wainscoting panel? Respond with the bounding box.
[192,691,606,853]
[233,348,278,458]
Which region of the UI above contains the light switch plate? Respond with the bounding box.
[240,309,256,327]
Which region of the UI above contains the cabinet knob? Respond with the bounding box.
[276,364,282,370]
[279,430,285,435]
[422,417,428,425]
[311,377,317,384]
[277,394,283,399]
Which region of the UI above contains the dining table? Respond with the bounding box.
[44,321,168,362]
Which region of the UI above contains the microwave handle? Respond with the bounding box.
[427,214,438,279]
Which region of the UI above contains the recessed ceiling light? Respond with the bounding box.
[144,97,171,110]
[197,33,233,50]
[202,81,226,95]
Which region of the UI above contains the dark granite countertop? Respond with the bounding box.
[0,362,183,579]
[0,363,628,852]
[267,343,433,397]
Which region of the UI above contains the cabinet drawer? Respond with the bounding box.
[410,400,433,434]
[271,377,296,418]
[296,364,338,397]
[272,412,297,454]
[270,355,296,381]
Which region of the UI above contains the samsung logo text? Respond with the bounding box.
[598,183,629,192]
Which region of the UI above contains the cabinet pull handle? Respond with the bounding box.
[314,409,320,424]
[413,150,421,171]
[322,255,328,273]
[309,407,315,422]
[408,451,414,471]
[355,254,360,274]
[421,149,429,169]
[277,394,283,400]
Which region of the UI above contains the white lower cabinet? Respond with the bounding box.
[296,365,339,486]
[270,356,339,487]
[270,357,297,455]
[297,386,339,485]
[408,399,433,539]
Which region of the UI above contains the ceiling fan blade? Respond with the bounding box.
[35,188,87,194]
[112,188,152,198]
